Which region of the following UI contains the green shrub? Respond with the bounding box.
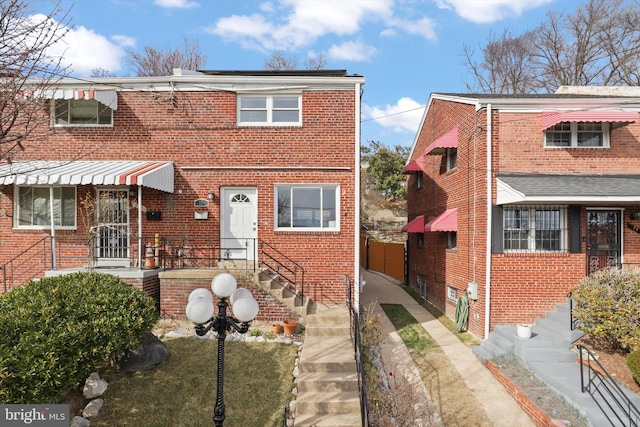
[572,267,640,351]
[628,350,640,385]
[0,272,158,403]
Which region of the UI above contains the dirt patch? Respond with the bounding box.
[494,356,588,426]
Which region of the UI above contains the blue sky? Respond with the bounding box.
[36,0,586,147]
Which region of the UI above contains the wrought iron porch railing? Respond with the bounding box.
[577,344,640,426]
[1,237,50,292]
[259,239,305,304]
[346,274,369,427]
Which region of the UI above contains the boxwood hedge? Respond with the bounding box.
[0,272,158,403]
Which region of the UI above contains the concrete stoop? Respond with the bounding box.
[257,270,313,318]
[294,306,362,427]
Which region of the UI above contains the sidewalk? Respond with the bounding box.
[360,269,535,427]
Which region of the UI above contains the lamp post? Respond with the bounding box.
[185,273,259,427]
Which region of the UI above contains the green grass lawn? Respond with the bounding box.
[92,337,298,427]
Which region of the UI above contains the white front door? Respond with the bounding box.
[221,187,257,260]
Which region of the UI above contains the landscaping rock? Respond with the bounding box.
[83,372,108,399]
[70,416,90,427]
[82,398,104,418]
[119,332,170,372]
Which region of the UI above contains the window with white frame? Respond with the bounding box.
[545,122,609,148]
[16,186,76,228]
[503,205,567,252]
[446,148,457,171]
[447,285,457,302]
[52,99,113,126]
[238,95,301,126]
[275,185,338,230]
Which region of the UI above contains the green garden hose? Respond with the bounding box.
[454,295,469,332]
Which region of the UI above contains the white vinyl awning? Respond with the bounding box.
[41,89,118,110]
[0,161,174,193]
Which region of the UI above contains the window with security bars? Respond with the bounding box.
[503,205,567,252]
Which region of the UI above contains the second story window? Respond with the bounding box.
[545,121,609,148]
[446,148,457,171]
[238,95,301,126]
[416,173,423,189]
[53,99,113,126]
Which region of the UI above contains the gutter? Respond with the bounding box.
[484,104,492,339]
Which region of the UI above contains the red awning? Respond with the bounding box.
[425,127,458,155]
[401,215,424,233]
[424,209,457,232]
[541,110,639,131]
[401,157,424,174]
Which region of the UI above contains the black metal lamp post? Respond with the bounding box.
[185,273,259,427]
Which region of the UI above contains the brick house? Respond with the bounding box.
[402,88,640,339]
[0,69,364,318]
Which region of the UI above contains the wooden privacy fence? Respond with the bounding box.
[360,236,405,283]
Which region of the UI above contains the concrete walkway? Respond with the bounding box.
[360,269,535,427]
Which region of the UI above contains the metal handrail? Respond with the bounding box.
[1,237,49,292]
[567,291,580,331]
[259,239,305,303]
[346,275,369,427]
[578,344,640,426]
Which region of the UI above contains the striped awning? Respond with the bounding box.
[425,127,458,155]
[0,161,173,193]
[541,110,638,130]
[41,89,118,110]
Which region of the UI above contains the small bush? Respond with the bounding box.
[0,272,158,403]
[628,350,640,385]
[572,267,640,351]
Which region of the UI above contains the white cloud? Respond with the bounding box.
[434,0,555,24]
[362,97,425,134]
[208,0,436,55]
[328,41,377,62]
[43,19,130,76]
[153,0,199,9]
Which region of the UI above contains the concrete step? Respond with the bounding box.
[294,411,362,426]
[297,372,359,393]
[305,323,350,337]
[306,306,351,325]
[296,391,361,415]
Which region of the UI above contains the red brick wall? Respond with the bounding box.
[0,87,359,303]
[406,99,489,337]
[406,97,640,338]
[159,275,297,321]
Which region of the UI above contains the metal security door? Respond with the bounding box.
[586,210,621,275]
[221,187,257,260]
[95,189,130,267]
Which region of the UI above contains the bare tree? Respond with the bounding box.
[125,37,206,77]
[264,50,298,70]
[91,67,116,78]
[264,50,327,70]
[462,0,640,94]
[0,0,70,161]
[462,29,537,94]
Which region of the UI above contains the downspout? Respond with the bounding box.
[138,185,143,269]
[49,187,56,270]
[484,104,492,339]
[354,82,362,309]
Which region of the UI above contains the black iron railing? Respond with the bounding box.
[568,291,580,331]
[346,275,369,427]
[578,344,640,426]
[259,240,305,303]
[1,237,49,292]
